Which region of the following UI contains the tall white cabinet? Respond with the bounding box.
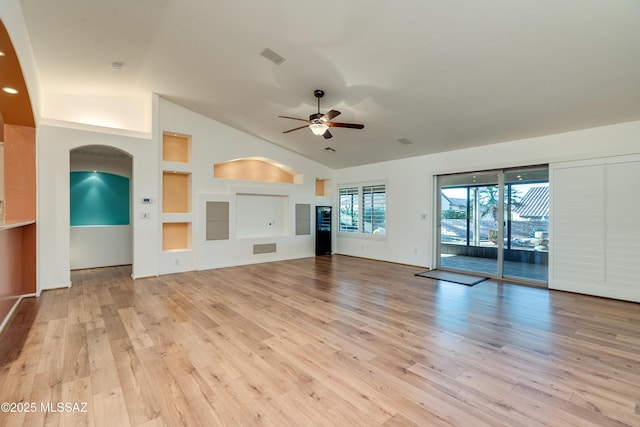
[550,154,640,302]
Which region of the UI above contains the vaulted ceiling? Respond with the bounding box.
[14,0,640,168]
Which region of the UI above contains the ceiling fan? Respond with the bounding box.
[278,89,364,139]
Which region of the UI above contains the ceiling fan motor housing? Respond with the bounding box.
[309,113,324,122]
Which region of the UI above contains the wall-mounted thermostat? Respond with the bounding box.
[141,197,152,204]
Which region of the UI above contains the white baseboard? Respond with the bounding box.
[39,282,72,294]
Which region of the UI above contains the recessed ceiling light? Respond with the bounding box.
[2,87,18,94]
[0,51,5,56]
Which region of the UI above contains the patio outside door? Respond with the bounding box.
[437,166,549,284]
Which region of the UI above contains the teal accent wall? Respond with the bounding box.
[70,172,130,226]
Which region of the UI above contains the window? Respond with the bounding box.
[339,183,386,236]
[339,187,359,232]
[362,184,386,235]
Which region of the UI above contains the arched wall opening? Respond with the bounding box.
[69,145,133,270]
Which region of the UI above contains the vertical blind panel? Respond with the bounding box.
[552,164,606,288]
[605,161,640,289]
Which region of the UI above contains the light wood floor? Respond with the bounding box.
[1,255,639,426]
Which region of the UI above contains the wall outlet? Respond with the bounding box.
[174,258,180,266]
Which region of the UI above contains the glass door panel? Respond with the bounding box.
[438,171,499,276]
[502,168,549,283]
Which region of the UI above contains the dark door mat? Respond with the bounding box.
[415,270,488,286]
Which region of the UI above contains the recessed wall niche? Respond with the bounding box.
[316,178,331,196]
[163,133,190,163]
[163,222,190,251]
[214,157,302,184]
[162,172,190,213]
[236,193,288,238]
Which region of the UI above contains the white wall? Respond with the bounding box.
[70,226,133,269]
[236,194,289,238]
[37,124,159,290]
[36,96,333,288]
[42,94,152,135]
[158,98,333,273]
[334,121,640,271]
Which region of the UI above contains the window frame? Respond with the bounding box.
[337,182,387,238]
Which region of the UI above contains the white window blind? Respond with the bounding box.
[362,184,386,235]
[338,183,386,236]
[550,155,640,302]
[339,187,359,232]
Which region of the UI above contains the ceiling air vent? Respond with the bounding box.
[260,48,286,65]
[397,138,413,145]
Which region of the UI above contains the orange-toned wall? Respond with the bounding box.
[0,124,36,328]
[0,227,23,325]
[4,124,36,220]
[214,159,294,183]
[162,172,190,213]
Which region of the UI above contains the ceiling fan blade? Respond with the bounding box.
[323,129,333,139]
[328,122,365,129]
[322,110,341,121]
[278,115,310,123]
[283,125,310,134]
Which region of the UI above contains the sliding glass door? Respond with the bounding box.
[437,166,549,284]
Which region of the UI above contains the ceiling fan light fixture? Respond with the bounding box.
[309,122,329,136]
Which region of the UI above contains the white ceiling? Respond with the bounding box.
[19,0,640,169]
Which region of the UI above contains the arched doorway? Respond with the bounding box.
[69,145,133,270]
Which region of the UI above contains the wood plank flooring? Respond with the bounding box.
[1,255,639,426]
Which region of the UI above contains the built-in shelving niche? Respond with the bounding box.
[163,133,191,163]
[162,222,190,251]
[162,132,191,252]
